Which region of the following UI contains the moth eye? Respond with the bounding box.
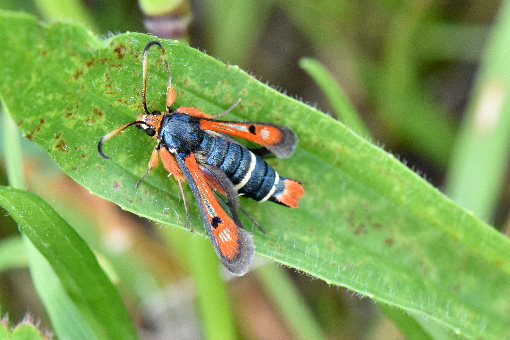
[146,127,156,136]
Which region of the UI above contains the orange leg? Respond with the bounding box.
[159,147,189,228]
[135,145,160,188]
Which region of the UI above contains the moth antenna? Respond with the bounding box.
[98,120,144,159]
[142,41,162,115]
[142,41,175,114]
[162,51,174,112]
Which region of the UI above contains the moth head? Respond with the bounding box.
[135,110,163,138]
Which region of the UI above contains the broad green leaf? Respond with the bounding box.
[0,10,509,339]
[0,186,138,340]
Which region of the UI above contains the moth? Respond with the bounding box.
[98,41,304,275]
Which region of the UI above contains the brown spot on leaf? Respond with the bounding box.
[55,139,68,152]
[326,240,334,250]
[81,154,86,158]
[86,58,96,68]
[354,224,366,235]
[113,44,126,59]
[113,180,120,191]
[385,238,394,247]
[348,210,356,228]
[117,98,129,105]
[93,107,103,117]
[55,133,61,139]
[42,50,48,56]
[73,69,84,80]
[493,258,504,268]
[26,118,45,141]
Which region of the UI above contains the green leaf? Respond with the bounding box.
[0,236,27,273]
[25,236,99,340]
[445,0,510,218]
[0,186,138,340]
[0,10,509,339]
[0,319,48,340]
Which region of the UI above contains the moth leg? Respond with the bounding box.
[176,98,241,119]
[135,143,160,189]
[159,147,189,228]
[210,98,241,118]
[176,179,189,229]
[238,205,266,235]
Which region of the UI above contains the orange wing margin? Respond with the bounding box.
[183,154,242,260]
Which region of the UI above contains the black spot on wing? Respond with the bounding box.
[211,216,222,229]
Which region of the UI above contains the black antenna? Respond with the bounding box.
[97,120,145,159]
[142,41,171,115]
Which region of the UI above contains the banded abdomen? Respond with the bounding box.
[197,133,303,208]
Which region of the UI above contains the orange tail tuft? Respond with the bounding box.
[277,179,304,208]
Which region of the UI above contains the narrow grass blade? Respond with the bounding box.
[0,186,138,340]
[299,57,370,137]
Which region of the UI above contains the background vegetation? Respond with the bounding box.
[1,0,510,339]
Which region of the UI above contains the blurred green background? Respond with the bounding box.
[1,0,509,339]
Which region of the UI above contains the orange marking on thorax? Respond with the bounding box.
[177,107,214,118]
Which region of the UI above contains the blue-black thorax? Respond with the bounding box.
[160,113,204,154]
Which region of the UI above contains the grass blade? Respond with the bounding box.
[0,186,138,340]
[446,0,510,218]
[299,57,370,137]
